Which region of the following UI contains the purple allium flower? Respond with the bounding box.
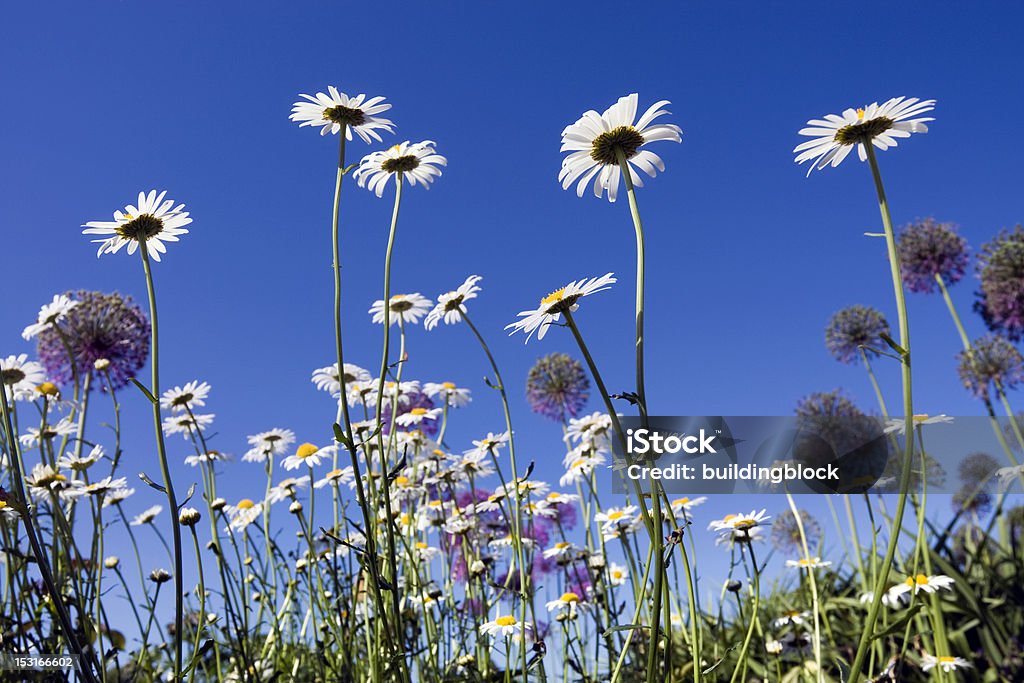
[975,226,1024,340]
[770,509,821,556]
[36,290,148,391]
[380,390,438,437]
[795,390,864,419]
[958,452,999,486]
[897,218,969,294]
[824,306,891,364]
[958,334,1024,400]
[526,352,589,422]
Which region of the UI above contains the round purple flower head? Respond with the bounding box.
[825,306,890,364]
[975,226,1024,340]
[795,390,864,419]
[770,509,821,556]
[897,218,969,294]
[36,290,149,391]
[526,352,589,422]
[958,334,1024,400]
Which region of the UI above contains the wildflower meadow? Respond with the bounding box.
[2,3,1024,682]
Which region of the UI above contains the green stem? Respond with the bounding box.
[615,149,647,416]
[139,243,184,682]
[847,143,914,683]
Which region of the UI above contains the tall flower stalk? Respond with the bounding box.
[795,96,935,682]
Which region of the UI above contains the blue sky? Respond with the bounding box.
[3,1,1023,608]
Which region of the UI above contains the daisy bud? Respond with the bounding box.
[469,560,486,577]
[211,497,227,511]
[149,568,171,584]
[588,554,606,570]
[94,358,111,371]
[104,556,120,569]
[289,501,303,515]
[178,507,201,527]
[726,579,742,593]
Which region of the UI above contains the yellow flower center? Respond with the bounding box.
[442,382,456,390]
[912,574,930,586]
[415,542,428,549]
[856,108,865,119]
[428,500,442,508]
[0,501,7,509]
[912,414,930,423]
[938,656,956,664]
[672,497,690,506]
[237,499,255,510]
[570,458,587,468]
[295,443,319,459]
[555,542,569,549]
[784,610,801,618]
[495,616,517,627]
[541,288,566,306]
[607,510,624,521]
[559,592,580,603]
[325,468,344,479]
[393,475,409,486]
[611,569,623,579]
[410,408,428,416]
[722,514,736,522]
[37,382,59,397]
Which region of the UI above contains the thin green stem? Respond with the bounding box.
[139,243,184,682]
[847,144,915,683]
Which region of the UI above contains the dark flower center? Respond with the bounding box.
[590,126,645,164]
[116,214,164,242]
[834,116,894,145]
[1,369,25,385]
[322,105,366,127]
[443,296,465,312]
[171,392,194,407]
[390,298,415,312]
[382,155,420,173]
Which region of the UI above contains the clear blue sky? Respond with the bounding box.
[3,1,1023,605]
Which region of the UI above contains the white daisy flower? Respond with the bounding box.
[668,496,707,514]
[423,382,472,407]
[160,380,211,412]
[995,463,1024,492]
[607,562,629,587]
[224,499,263,532]
[595,505,640,540]
[395,407,443,427]
[771,610,810,629]
[887,574,955,600]
[19,417,77,447]
[311,363,372,399]
[243,428,296,463]
[24,463,82,499]
[183,450,229,467]
[920,654,971,673]
[858,590,906,609]
[546,591,588,616]
[22,295,79,340]
[314,467,354,490]
[57,445,104,472]
[281,443,330,471]
[714,525,767,548]
[425,275,482,330]
[353,140,447,197]
[162,413,215,438]
[480,614,531,643]
[290,87,393,142]
[82,190,192,262]
[414,541,441,562]
[102,487,134,507]
[505,274,617,342]
[794,97,936,176]
[883,414,953,435]
[130,505,163,526]
[708,510,771,536]
[542,541,579,562]
[545,491,580,507]
[785,557,832,570]
[467,431,510,458]
[81,476,129,496]
[369,293,433,326]
[559,93,682,202]
[560,453,605,487]
[267,477,308,504]
[1,354,47,402]
[565,412,614,448]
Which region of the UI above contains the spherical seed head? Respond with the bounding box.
[897,219,970,294]
[725,579,742,592]
[958,334,1024,399]
[795,390,864,419]
[958,452,1000,486]
[976,226,1024,340]
[526,352,590,422]
[770,509,821,556]
[825,306,891,364]
[952,484,992,516]
[36,291,148,391]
